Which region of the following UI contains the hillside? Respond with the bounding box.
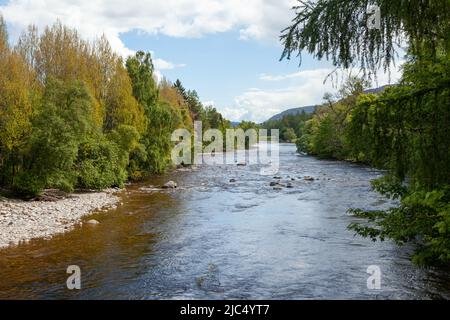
[265,85,393,123]
[266,105,317,122]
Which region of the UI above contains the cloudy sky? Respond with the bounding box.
[0,0,402,123]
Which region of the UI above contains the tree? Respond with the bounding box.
[173,79,187,100]
[126,51,159,109]
[281,1,450,265]
[0,19,38,189]
[126,51,176,174]
[104,59,146,134]
[14,78,99,195]
[283,127,298,143]
[185,90,203,121]
[0,15,8,53]
[159,78,192,129]
[281,0,450,75]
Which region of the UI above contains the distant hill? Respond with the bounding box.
[364,85,392,94]
[265,85,393,123]
[266,105,317,122]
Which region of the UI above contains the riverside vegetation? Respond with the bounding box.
[0,17,229,198]
[274,0,450,266]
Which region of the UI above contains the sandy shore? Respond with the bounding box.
[0,189,120,249]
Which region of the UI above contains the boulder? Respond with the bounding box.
[162,181,178,189]
[229,179,236,183]
[304,176,315,181]
[86,219,100,225]
[270,182,279,187]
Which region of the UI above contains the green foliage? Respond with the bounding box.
[349,181,450,266]
[346,56,450,265]
[142,102,178,173]
[125,51,159,111]
[17,78,98,194]
[348,57,450,187]
[0,19,230,198]
[77,135,126,189]
[295,77,369,158]
[12,171,45,198]
[126,52,176,175]
[283,127,297,142]
[281,0,450,75]
[282,0,450,265]
[263,110,311,142]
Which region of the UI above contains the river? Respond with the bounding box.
[0,144,448,299]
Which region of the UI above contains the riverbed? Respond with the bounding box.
[0,144,448,299]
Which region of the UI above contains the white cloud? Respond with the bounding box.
[259,69,335,82]
[0,0,295,78]
[219,68,335,123]
[0,0,296,51]
[220,107,250,122]
[221,64,405,123]
[153,58,186,70]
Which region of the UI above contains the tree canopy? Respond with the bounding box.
[281,0,450,74]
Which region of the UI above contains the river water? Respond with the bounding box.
[0,144,448,299]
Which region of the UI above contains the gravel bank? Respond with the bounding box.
[0,189,120,249]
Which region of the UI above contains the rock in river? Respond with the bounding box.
[162,181,178,189]
[86,219,100,225]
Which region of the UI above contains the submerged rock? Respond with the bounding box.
[229,179,236,183]
[86,219,100,225]
[304,176,315,181]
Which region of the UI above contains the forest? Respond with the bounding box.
[0,17,230,198]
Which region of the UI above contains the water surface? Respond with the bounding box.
[0,144,448,299]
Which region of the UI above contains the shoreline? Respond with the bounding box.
[0,189,121,249]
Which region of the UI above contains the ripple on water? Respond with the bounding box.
[0,144,449,299]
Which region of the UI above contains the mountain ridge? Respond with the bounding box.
[264,85,392,123]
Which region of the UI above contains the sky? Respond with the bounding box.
[0,0,403,123]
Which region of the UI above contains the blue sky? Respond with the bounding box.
[0,0,401,122]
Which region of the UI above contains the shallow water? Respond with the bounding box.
[0,144,448,299]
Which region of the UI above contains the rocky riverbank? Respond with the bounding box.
[0,189,120,249]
